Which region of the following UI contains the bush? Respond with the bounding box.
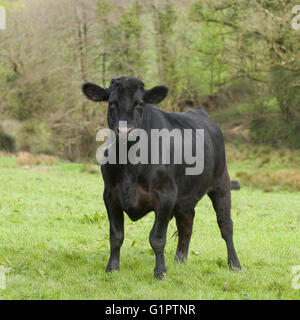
[0,131,15,153]
[50,112,106,162]
[0,125,15,153]
[249,116,300,149]
[17,120,52,154]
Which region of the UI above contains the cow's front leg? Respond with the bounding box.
[104,189,124,273]
[149,194,174,280]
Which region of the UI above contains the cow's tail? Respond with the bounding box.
[231,180,240,190]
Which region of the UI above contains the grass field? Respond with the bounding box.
[0,154,299,300]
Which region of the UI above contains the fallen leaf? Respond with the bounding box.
[223,281,230,291]
[34,269,45,277]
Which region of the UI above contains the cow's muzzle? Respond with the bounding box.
[114,125,134,139]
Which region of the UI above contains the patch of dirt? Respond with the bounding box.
[19,166,48,172]
[223,119,252,143]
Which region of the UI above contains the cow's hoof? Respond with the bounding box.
[174,255,186,264]
[230,266,242,272]
[228,261,242,272]
[106,266,119,273]
[154,272,167,280]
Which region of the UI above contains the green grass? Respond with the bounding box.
[0,155,299,300]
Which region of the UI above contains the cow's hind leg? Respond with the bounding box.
[174,208,195,263]
[208,171,241,270]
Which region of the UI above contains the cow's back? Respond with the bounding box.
[182,108,226,177]
[151,107,226,178]
[147,107,226,207]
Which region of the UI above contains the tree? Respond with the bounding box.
[152,1,178,108]
[189,0,300,121]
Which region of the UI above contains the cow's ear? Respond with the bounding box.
[144,86,168,104]
[82,83,109,102]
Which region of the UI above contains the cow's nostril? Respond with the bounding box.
[115,126,134,136]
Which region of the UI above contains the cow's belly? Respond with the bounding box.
[116,181,156,221]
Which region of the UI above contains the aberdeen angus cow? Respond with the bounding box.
[82,76,241,279]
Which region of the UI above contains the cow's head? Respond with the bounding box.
[82,76,168,137]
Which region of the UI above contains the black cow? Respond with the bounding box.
[82,76,241,279]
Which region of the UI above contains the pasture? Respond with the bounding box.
[0,154,299,300]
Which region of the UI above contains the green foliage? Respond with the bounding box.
[0,0,22,9]
[96,0,112,17]
[17,120,52,154]
[0,128,15,152]
[152,2,179,107]
[96,0,144,80]
[1,0,300,160]
[157,2,177,35]
[270,65,300,121]
[249,116,300,149]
